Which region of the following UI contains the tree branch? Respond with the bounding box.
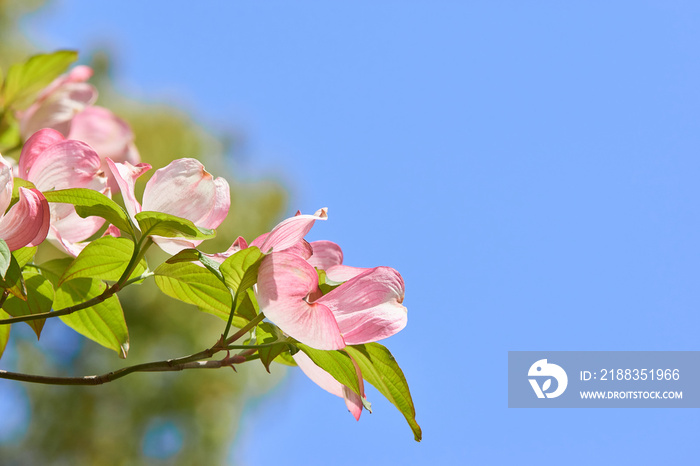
[0,346,247,386]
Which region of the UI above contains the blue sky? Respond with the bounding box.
[17,1,700,464]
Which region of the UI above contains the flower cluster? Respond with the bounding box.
[0,53,418,438]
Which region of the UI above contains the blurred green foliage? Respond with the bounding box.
[0,1,290,464]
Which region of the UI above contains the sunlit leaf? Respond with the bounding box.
[0,309,10,360]
[43,188,133,234]
[60,236,146,284]
[55,277,129,358]
[154,261,248,327]
[255,322,290,373]
[2,272,53,338]
[3,50,78,110]
[135,211,215,239]
[345,343,422,441]
[0,239,10,277]
[296,343,362,397]
[12,246,37,269]
[0,255,26,300]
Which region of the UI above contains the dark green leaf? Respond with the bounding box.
[2,272,53,338]
[296,343,362,397]
[3,50,78,109]
[60,236,146,284]
[345,343,422,441]
[55,278,129,358]
[154,261,248,327]
[135,211,215,239]
[43,188,133,234]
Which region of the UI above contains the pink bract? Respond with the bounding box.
[18,129,109,255]
[0,155,50,251]
[256,251,407,350]
[107,157,231,254]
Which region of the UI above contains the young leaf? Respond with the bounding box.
[43,188,133,234]
[255,322,291,373]
[154,261,248,327]
[3,50,78,110]
[135,211,215,239]
[0,239,10,277]
[2,272,54,338]
[165,248,223,281]
[59,236,146,284]
[0,310,10,360]
[220,247,263,305]
[12,246,37,269]
[165,248,201,264]
[235,288,258,322]
[296,343,362,397]
[344,343,422,442]
[54,278,129,358]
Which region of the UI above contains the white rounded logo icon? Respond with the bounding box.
[528,359,568,399]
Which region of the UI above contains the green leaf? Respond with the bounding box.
[2,272,54,338]
[0,112,21,154]
[165,248,224,281]
[274,351,298,367]
[220,246,263,305]
[165,248,201,264]
[43,188,133,234]
[3,50,78,110]
[12,246,37,268]
[0,309,10,360]
[55,278,129,358]
[0,239,10,277]
[235,288,258,323]
[0,256,26,300]
[36,258,73,288]
[296,343,362,397]
[154,261,249,327]
[345,343,422,442]
[60,236,146,284]
[135,211,215,239]
[255,322,291,373]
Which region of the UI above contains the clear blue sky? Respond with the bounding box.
[19,1,700,464]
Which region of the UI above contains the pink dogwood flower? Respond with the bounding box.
[18,65,97,138]
[18,129,109,255]
[257,253,406,420]
[257,252,407,351]
[18,66,140,192]
[0,155,50,251]
[107,158,230,254]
